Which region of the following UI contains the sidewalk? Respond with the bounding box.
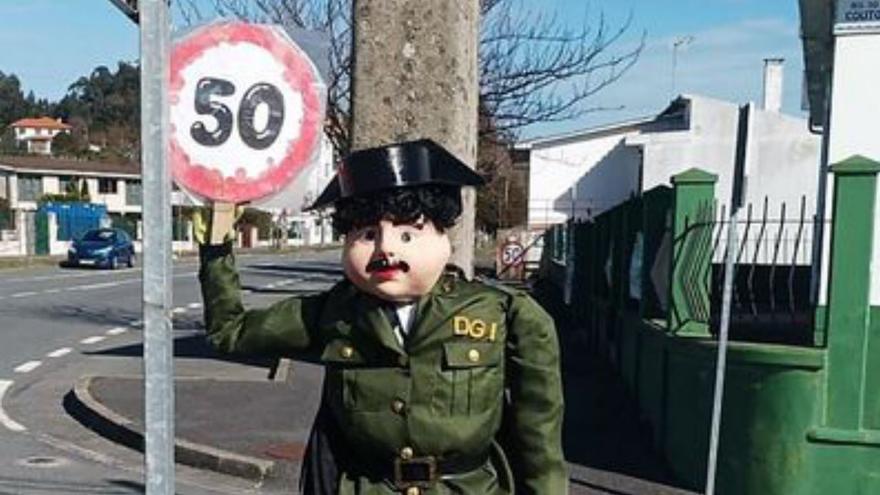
[65,329,696,495]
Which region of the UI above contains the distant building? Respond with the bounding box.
[517,61,821,232]
[9,117,72,155]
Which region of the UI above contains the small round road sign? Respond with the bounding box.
[170,21,324,203]
[500,241,525,267]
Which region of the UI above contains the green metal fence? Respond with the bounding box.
[538,159,880,495]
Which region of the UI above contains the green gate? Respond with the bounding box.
[34,211,49,255]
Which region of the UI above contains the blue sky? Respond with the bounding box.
[0,0,805,138]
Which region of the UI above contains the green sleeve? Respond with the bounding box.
[504,292,568,494]
[199,243,326,358]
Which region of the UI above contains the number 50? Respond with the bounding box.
[190,77,285,150]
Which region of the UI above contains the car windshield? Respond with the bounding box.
[82,230,115,242]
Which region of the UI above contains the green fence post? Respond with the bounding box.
[815,155,880,434]
[668,168,717,336]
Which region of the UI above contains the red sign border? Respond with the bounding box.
[500,241,525,267]
[169,22,322,203]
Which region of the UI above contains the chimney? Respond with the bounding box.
[762,58,784,113]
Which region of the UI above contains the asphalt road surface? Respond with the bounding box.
[0,249,342,494]
[0,248,695,495]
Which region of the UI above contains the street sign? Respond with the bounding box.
[170,21,325,203]
[500,241,524,267]
[836,1,880,34]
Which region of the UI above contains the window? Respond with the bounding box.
[125,180,142,206]
[17,174,42,201]
[59,175,76,194]
[98,178,118,194]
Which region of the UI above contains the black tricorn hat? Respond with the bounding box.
[307,139,485,210]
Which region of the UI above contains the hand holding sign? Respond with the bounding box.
[170,21,325,206]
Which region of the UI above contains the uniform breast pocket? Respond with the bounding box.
[434,341,504,416]
[320,340,403,412]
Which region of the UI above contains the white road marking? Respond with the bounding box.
[80,336,106,345]
[0,268,141,285]
[172,307,187,314]
[72,282,120,291]
[47,348,72,358]
[187,302,202,309]
[0,270,198,300]
[13,361,42,374]
[0,380,26,432]
[129,320,143,328]
[106,327,127,336]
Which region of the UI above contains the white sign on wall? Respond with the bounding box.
[836,1,880,34]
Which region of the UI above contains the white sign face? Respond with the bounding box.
[836,1,880,33]
[172,43,305,179]
[170,21,324,203]
[501,242,525,266]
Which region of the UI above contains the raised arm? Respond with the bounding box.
[199,242,327,358]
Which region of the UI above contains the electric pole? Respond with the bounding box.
[349,0,480,277]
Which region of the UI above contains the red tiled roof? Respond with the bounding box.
[0,155,140,176]
[9,117,72,130]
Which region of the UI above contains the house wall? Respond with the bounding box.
[824,33,880,305]
[0,171,8,200]
[638,97,740,210]
[527,129,642,229]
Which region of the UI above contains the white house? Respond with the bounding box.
[518,60,821,234]
[9,117,72,155]
[799,1,880,306]
[0,155,143,256]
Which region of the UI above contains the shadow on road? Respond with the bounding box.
[0,475,143,494]
[242,263,343,277]
[83,334,275,369]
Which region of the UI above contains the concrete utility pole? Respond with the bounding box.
[350,0,480,276]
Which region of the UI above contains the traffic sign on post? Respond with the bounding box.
[170,21,325,204]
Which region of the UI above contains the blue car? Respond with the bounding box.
[67,228,136,269]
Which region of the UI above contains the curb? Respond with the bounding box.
[269,358,293,383]
[65,375,276,481]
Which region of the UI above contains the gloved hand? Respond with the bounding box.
[192,202,243,245]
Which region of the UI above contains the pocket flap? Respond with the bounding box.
[320,339,365,364]
[443,341,502,369]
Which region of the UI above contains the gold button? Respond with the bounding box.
[406,487,421,495]
[400,446,414,460]
[391,399,406,414]
[340,346,354,359]
[468,349,480,363]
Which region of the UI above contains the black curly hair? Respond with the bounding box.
[331,185,462,234]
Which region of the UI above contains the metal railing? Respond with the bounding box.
[679,195,821,344]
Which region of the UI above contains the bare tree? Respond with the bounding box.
[176,0,643,150]
[178,0,353,153]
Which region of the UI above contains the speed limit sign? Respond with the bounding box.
[501,241,525,267]
[170,21,325,203]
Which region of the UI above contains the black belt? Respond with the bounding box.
[360,451,489,491]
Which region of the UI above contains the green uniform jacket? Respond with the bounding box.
[199,245,567,494]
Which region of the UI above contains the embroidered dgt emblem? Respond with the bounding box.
[453,315,498,341]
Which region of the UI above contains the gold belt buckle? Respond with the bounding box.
[393,455,438,490]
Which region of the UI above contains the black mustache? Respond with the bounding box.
[366,258,410,272]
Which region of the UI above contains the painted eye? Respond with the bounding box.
[401,232,412,243]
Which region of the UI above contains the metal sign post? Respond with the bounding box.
[139,1,174,494]
[705,103,752,495]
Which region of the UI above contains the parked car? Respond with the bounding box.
[66,228,135,269]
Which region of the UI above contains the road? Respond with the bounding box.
[0,249,694,495]
[0,249,341,494]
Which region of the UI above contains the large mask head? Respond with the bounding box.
[310,139,484,302]
[336,187,456,302]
